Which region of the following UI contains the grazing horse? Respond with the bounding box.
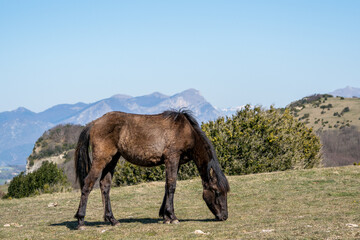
[74,110,230,230]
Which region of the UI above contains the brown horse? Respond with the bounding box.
[74,110,230,230]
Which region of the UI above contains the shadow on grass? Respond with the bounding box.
[51,218,216,230]
[50,221,110,230]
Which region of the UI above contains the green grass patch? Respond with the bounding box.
[1,166,360,239]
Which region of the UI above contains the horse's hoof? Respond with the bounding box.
[171,219,180,224]
[112,221,120,226]
[77,225,86,230]
[163,220,171,224]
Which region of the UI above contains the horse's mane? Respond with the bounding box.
[162,110,230,193]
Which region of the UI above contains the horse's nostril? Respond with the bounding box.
[216,214,228,221]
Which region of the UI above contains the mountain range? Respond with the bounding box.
[0,89,224,166]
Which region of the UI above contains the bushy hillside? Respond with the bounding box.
[288,95,360,166]
[26,124,84,187]
[28,124,83,164]
[288,95,360,132]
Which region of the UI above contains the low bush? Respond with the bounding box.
[4,161,70,199]
[341,107,350,115]
[113,158,199,186]
[320,104,333,110]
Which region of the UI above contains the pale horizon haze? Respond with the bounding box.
[0,1,359,113]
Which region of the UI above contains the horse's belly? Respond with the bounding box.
[119,143,165,167]
[123,155,164,167]
[117,123,168,167]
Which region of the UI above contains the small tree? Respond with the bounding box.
[341,107,350,115]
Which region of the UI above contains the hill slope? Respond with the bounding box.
[1,166,360,239]
[289,95,360,132]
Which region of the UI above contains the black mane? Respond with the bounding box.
[162,109,198,124]
[162,109,230,193]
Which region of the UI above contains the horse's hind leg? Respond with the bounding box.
[75,164,104,230]
[75,146,117,229]
[100,152,120,226]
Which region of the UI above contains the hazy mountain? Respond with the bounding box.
[37,102,89,123]
[0,89,222,166]
[329,86,360,98]
[64,89,220,125]
[0,107,53,167]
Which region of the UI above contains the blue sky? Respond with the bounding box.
[0,1,359,113]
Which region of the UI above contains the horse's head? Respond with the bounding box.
[202,167,229,221]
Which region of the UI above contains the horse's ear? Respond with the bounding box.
[209,167,215,179]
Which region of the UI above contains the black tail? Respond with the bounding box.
[75,124,92,189]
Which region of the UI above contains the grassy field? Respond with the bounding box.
[294,96,360,131]
[1,166,360,239]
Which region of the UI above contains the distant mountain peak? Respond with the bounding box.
[14,107,32,113]
[180,88,200,95]
[329,86,360,98]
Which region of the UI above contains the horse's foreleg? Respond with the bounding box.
[100,172,119,226]
[159,194,166,218]
[161,155,180,224]
[100,154,120,226]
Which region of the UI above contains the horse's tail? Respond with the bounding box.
[75,124,93,189]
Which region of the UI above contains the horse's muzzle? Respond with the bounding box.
[216,214,228,221]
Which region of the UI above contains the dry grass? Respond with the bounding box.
[1,166,360,239]
[0,184,8,194]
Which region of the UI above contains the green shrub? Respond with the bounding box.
[320,104,333,110]
[334,112,340,117]
[299,113,310,120]
[4,161,70,199]
[112,158,199,186]
[341,107,350,115]
[201,105,322,175]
